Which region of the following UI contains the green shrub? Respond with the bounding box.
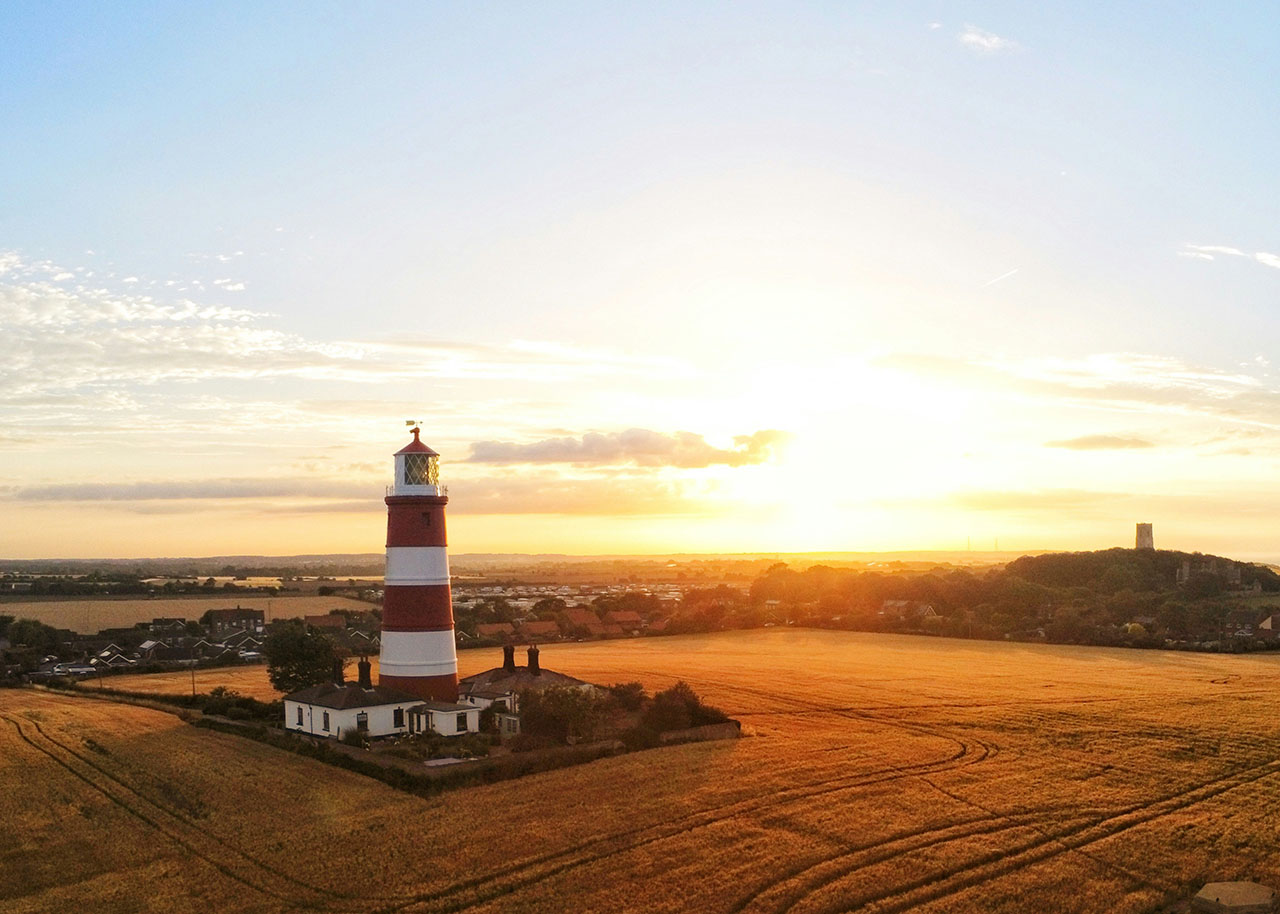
[608,681,647,711]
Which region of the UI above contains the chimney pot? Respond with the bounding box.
[527,645,541,676]
[332,657,345,686]
[502,644,517,673]
[357,656,372,689]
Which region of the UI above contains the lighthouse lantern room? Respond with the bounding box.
[379,428,459,703]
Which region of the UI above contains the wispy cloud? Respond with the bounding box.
[958,24,1018,54]
[3,473,717,517]
[1045,435,1154,450]
[5,478,376,502]
[880,351,1280,431]
[1180,242,1280,271]
[465,429,788,468]
[0,252,677,406]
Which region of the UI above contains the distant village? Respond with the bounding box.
[0,580,691,680]
[6,524,1280,683]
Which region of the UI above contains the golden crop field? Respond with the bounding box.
[0,595,371,634]
[8,628,1280,914]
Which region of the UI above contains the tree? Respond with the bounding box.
[7,618,59,653]
[517,686,606,744]
[642,682,728,732]
[263,623,343,694]
[608,681,647,711]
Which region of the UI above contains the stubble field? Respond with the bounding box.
[0,595,371,634]
[7,629,1280,914]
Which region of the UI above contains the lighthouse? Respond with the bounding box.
[378,428,459,703]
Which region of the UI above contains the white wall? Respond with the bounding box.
[284,700,412,739]
[410,706,480,736]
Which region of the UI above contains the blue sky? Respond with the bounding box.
[4,3,1280,557]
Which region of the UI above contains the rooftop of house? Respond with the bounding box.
[285,681,420,710]
[460,665,594,695]
[410,700,477,713]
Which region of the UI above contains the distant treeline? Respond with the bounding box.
[662,549,1280,649]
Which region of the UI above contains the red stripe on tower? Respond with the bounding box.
[378,428,459,703]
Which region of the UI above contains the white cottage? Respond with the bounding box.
[285,659,418,739]
[285,658,480,739]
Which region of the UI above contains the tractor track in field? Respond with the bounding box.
[1,714,362,912]
[726,806,1101,914]
[371,735,999,914]
[4,686,1000,914]
[371,692,1007,914]
[757,749,1280,914]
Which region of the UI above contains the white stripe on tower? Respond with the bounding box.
[384,546,450,585]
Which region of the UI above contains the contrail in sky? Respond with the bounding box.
[981,267,1019,288]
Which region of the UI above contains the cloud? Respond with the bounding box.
[880,350,1280,432]
[1183,243,1246,258]
[0,251,678,405]
[6,478,376,502]
[958,25,1017,53]
[4,473,716,517]
[465,429,788,468]
[1045,435,1155,450]
[1180,243,1280,271]
[451,475,712,515]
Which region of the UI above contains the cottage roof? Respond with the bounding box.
[409,700,476,713]
[459,666,593,694]
[285,682,419,710]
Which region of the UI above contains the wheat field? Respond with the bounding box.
[8,629,1280,914]
[1,595,371,633]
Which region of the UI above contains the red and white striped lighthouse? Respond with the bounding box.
[378,428,459,703]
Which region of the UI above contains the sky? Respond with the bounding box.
[4,2,1280,559]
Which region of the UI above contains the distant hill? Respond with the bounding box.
[1005,548,1280,593]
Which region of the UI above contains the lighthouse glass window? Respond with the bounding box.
[403,454,438,486]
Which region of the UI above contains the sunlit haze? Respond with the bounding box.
[4,4,1280,559]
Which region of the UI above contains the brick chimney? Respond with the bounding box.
[527,645,540,676]
[332,657,345,686]
[357,656,373,689]
[502,644,517,673]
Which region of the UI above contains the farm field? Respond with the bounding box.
[8,629,1280,914]
[0,595,371,634]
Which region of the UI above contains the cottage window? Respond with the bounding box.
[393,708,404,728]
[296,706,303,726]
[356,712,369,732]
[456,712,468,732]
[322,711,330,732]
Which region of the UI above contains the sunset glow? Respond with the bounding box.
[4,5,1280,559]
